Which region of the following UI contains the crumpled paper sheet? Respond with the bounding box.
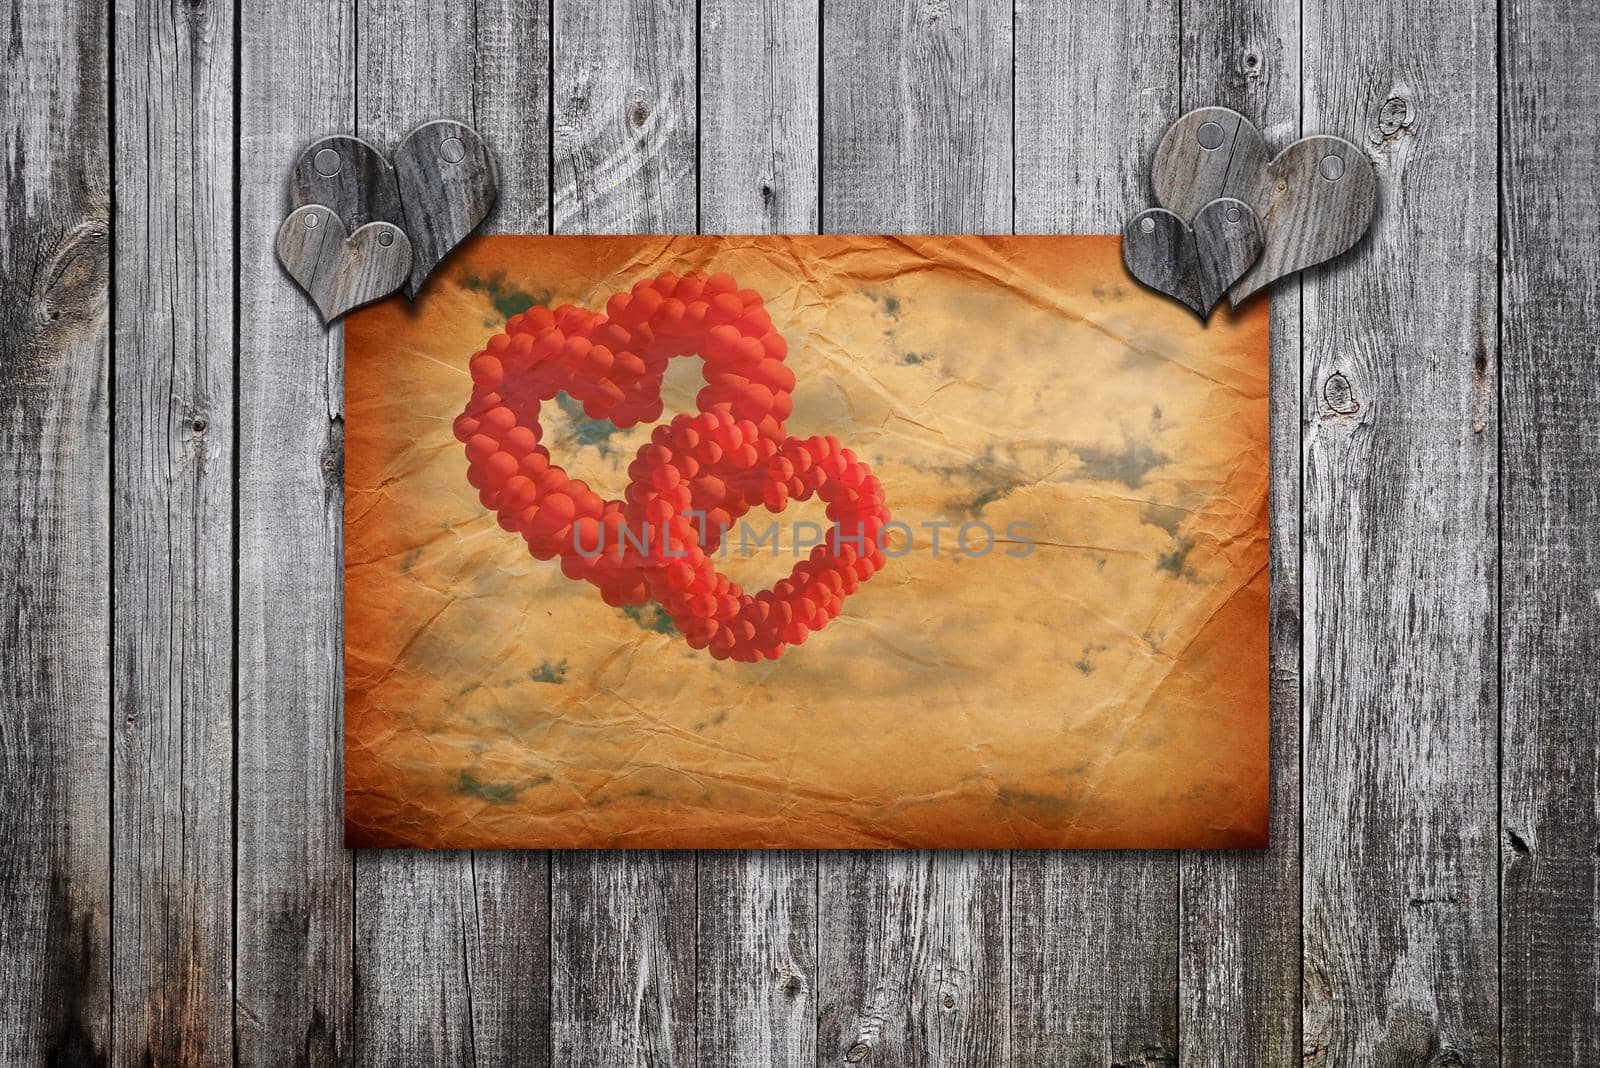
[343,235,1270,849]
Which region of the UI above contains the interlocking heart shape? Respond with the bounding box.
[276,120,498,321]
[453,270,891,662]
[1125,106,1377,315]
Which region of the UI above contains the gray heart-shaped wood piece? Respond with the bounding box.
[1150,107,1271,220]
[1123,197,1264,318]
[291,135,405,232]
[275,205,412,322]
[288,122,498,301]
[1226,136,1376,303]
[392,120,497,298]
[1150,108,1377,304]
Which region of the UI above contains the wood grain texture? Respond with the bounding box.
[392,120,498,298]
[1175,0,1303,1063]
[0,0,111,1062]
[1152,107,1376,303]
[816,4,1012,1063]
[354,851,550,1066]
[821,0,1011,235]
[351,2,552,1064]
[548,2,697,1064]
[1122,199,1263,317]
[696,9,820,1064]
[551,854,696,1066]
[1150,107,1271,220]
[1500,0,1600,1060]
[471,0,553,235]
[1299,0,1500,1061]
[1015,0,1176,237]
[110,0,235,1063]
[817,853,1009,1066]
[1149,107,1377,304]
[1012,0,1182,1063]
[697,852,817,1066]
[290,135,406,232]
[552,0,697,234]
[1226,136,1375,303]
[235,0,356,1062]
[700,0,819,234]
[275,208,412,322]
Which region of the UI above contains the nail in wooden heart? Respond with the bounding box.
[290,135,406,232]
[392,120,498,299]
[1123,197,1264,318]
[1150,108,1377,304]
[274,205,412,323]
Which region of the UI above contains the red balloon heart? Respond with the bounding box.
[454,270,890,661]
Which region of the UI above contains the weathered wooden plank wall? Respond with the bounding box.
[1299,0,1502,1059]
[0,0,111,1062]
[3,0,1596,1064]
[1500,0,1600,1062]
[111,0,236,1058]
[237,1,354,1063]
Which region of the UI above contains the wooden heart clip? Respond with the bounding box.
[1149,106,1377,304]
[277,120,498,322]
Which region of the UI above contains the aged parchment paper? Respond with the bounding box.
[344,235,1270,849]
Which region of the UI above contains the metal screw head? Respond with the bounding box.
[440,136,467,164]
[1226,205,1242,222]
[304,211,320,228]
[378,228,395,247]
[313,147,342,177]
[1140,217,1156,234]
[1196,120,1226,149]
[1319,154,1346,181]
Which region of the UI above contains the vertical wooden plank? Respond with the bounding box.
[1010,2,1181,1064]
[236,1,356,1062]
[821,0,1010,236]
[551,854,696,1067]
[695,3,820,1065]
[1299,0,1499,1061]
[1174,2,1301,1065]
[815,3,1011,1064]
[700,0,819,234]
[546,2,697,1065]
[697,853,818,1066]
[0,0,111,1062]
[1500,0,1599,1061]
[350,2,552,1065]
[553,0,697,236]
[110,0,235,1062]
[817,853,1010,1065]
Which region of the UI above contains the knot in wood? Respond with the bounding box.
[628,91,650,129]
[1323,372,1360,416]
[1378,96,1411,140]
